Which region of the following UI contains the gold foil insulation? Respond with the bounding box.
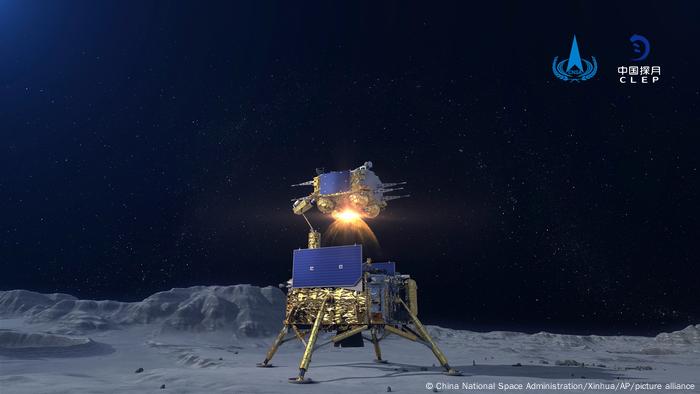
[286,288,367,326]
[307,230,321,249]
[407,279,418,317]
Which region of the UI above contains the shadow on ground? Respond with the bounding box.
[312,361,625,383]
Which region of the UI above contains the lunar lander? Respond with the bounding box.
[290,161,407,219]
[257,162,461,383]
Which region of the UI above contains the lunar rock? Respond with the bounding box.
[0,286,698,393]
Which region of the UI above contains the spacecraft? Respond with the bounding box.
[291,161,408,219]
[258,162,460,383]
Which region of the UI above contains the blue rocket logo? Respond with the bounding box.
[553,35,598,82]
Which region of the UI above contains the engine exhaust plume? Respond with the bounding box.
[326,209,379,248]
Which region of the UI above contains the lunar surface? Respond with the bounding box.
[0,285,698,393]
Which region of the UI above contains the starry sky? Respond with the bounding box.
[1,1,698,335]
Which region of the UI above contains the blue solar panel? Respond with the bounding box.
[318,171,351,194]
[370,262,395,275]
[292,245,362,288]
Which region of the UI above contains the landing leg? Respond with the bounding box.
[257,324,289,367]
[289,293,329,383]
[371,329,387,363]
[291,324,307,347]
[399,299,462,376]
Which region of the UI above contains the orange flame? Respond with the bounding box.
[332,209,362,222]
[327,209,379,248]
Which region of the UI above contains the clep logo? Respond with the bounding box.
[629,34,650,61]
[552,35,598,82]
[618,34,660,84]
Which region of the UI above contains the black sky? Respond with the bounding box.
[1,1,698,335]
